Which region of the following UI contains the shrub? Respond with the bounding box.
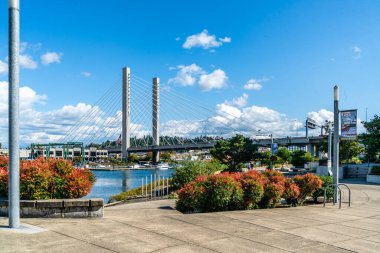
[370,166,380,175]
[283,178,300,206]
[293,173,322,204]
[0,157,95,200]
[259,170,285,208]
[291,150,314,167]
[239,171,265,209]
[176,180,205,213]
[171,161,225,190]
[312,175,333,202]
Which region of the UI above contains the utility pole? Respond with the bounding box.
[8,0,20,229]
[333,86,340,203]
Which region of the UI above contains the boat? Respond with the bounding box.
[156,162,170,170]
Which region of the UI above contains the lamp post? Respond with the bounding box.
[333,86,340,203]
[8,0,20,228]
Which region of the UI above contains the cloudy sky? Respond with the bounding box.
[0,0,378,146]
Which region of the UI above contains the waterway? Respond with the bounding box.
[84,169,174,203]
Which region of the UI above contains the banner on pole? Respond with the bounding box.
[271,143,279,155]
[340,109,357,138]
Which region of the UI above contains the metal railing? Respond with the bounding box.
[140,175,170,199]
[323,183,351,209]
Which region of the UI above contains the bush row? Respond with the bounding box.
[176,170,323,213]
[0,157,95,200]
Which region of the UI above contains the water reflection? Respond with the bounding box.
[84,169,174,203]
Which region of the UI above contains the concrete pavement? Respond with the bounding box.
[1,182,379,253]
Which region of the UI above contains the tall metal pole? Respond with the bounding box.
[8,0,20,229]
[122,67,131,160]
[327,122,332,175]
[152,77,160,164]
[333,86,340,203]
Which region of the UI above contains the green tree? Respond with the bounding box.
[340,140,364,164]
[210,134,258,172]
[360,115,380,162]
[128,153,138,163]
[277,147,291,168]
[291,150,314,167]
[160,151,173,162]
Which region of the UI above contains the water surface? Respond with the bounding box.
[84,169,174,203]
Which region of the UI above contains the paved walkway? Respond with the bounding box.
[1,182,380,253]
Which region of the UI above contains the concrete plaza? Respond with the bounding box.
[1,182,379,253]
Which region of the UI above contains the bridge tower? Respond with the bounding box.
[122,67,131,160]
[152,77,160,163]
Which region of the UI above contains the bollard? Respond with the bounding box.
[141,178,144,196]
[166,177,169,196]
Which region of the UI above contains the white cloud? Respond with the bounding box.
[169,64,228,91]
[81,71,92,77]
[175,37,181,41]
[353,46,361,59]
[182,29,231,50]
[168,64,205,86]
[243,79,263,90]
[41,52,62,65]
[219,37,231,43]
[0,60,7,74]
[199,69,228,91]
[307,109,333,126]
[20,54,38,69]
[226,93,248,108]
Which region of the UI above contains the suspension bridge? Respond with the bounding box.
[32,67,323,163]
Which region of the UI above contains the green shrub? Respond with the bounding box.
[312,176,333,202]
[293,173,322,204]
[171,161,225,190]
[370,166,380,175]
[0,157,95,200]
[291,150,314,167]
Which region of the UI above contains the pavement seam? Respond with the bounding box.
[164,215,292,252]
[48,228,120,253]
[105,218,222,253]
[215,213,358,253]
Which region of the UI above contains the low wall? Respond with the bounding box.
[367,175,380,184]
[0,198,103,218]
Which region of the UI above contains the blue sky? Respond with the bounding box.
[0,0,379,144]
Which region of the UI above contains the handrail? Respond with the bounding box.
[323,183,351,208]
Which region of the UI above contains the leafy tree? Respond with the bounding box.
[128,153,138,162]
[277,147,291,168]
[340,140,364,164]
[291,150,314,167]
[360,115,380,162]
[160,151,173,162]
[210,134,258,172]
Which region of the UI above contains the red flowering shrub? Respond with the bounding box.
[202,173,243,212]
[176,169,324,213]
[283,178,300,206]
[259,170,285,208]
[293,173,322,204]
[238,170,265,209]
[0,157,95,200]
[176,180,205,213]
